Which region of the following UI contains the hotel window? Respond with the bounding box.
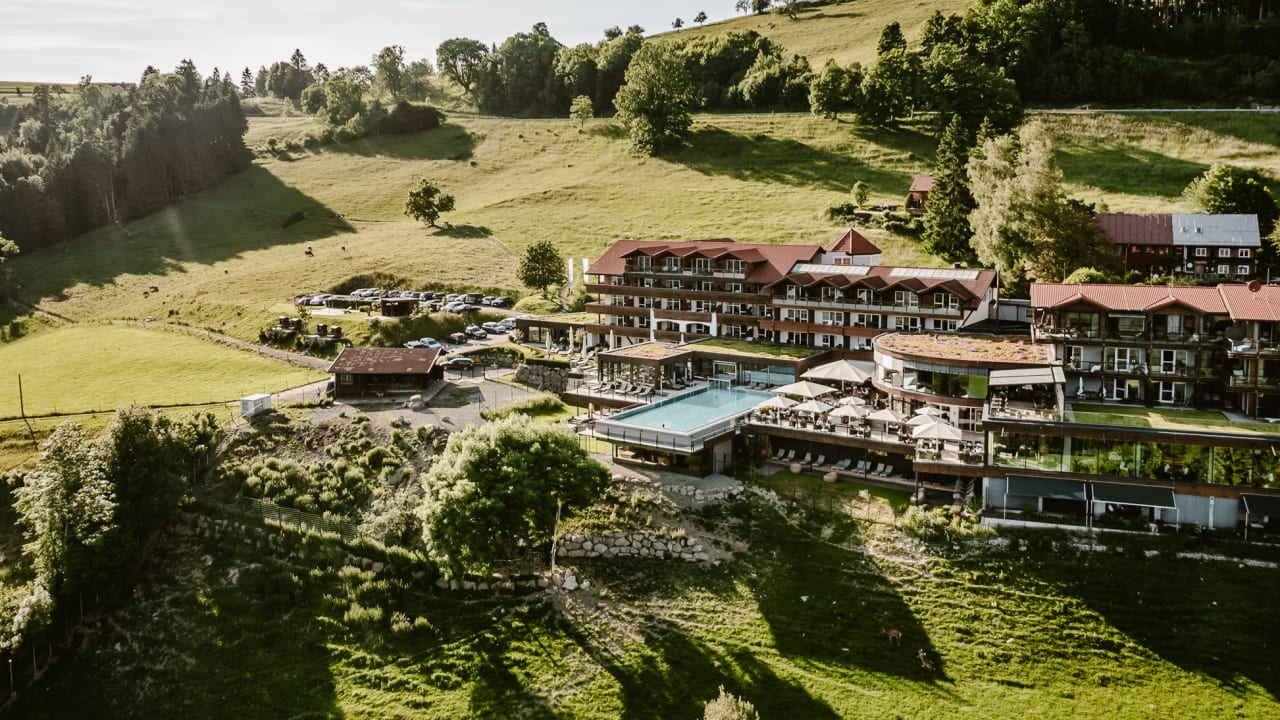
[668,280,682,289]
[641,277,654,288]
[633,256,652,270]
[933,292,958,309]
[637,297,653,308]
[935,320,959,332]
[818,334,840,348]
[693,257,712,274]
[894,316,921,331]
[726,283,743,293]
[894,290,918,308]
[1218,248,1232,258]
[1240,249,1252,258]
[786,285,805,300]
[788,309,810,322]
[1217,264,1230,275]
[664,257,682,272]
[818,311,844,326]
[1194,247,1208,257]
[698,281,712,292]
[1238,265,1251,275]
[725,259,746,274]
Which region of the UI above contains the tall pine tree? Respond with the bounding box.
[922,115,978,264]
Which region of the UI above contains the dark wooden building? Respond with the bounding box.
[905,175,934,215]
[327,347,442,399]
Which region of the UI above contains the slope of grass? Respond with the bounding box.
[13,496,1280,719]
[662,0,973,70]
[0,324,323,419]
[6,111,1278,351]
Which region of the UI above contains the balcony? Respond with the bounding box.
[623,263,746,279]
[1227,340,1280,357]
[775,296,963,317]
[585,283,766,305]
[1228,374,1280,389]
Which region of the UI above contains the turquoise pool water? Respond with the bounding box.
[610,387,771,432]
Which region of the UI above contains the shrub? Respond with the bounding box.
[824,202,859,223]
[480,392,565,420]
[379,102,445,134]
[900,505,993,543]
[526,357,570,369]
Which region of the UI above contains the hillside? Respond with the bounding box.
[6,110,1280,349]
[661,0,973,70]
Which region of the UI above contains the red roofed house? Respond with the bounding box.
[327,347,443,400]
[1030,281,1280,416]
[1098,213,1261,281]
[905,175,934,215]
[820,229,881,266]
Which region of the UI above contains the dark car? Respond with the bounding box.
[447,332,467,344]
[440,356,475,370]
[489,296,513,308]
[465,325,488,340]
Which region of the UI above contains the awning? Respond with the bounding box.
[1242,494,1280,517]
[1006,475,1087,501]
[989,367,1066,387]
[1092,482,1176,509]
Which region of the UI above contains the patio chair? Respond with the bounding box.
[870,463,886,476]
[812,454,825,467]
[833,458,851,471]
[784,449,797,462]
[772,448,786,460]
[850,460,865,474]
[877,464,894,477]
[799,452,812,465]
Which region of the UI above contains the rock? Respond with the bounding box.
[593,543,608,554]
[371,562,384,573]
[462,580,476,590]
[563,573,579,591]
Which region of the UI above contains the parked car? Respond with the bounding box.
[481,321,505,334]
[489,296,513,308]
[418,337,443,349]
[447,332,468,344]
[445,294,461,302]
[440,356,475,370]
[443,302,467,313]
[463,292,485,304]
[465,325,488,340]
[403,340,425,349]
[480,296,496,306]
[498,317,518,332]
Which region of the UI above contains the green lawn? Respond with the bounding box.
[1070,403,1280,435]
[15,496,1280,719]
[0,325,323,419]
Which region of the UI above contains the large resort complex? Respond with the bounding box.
[518,228,1280,535]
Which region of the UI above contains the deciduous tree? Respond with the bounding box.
[808,59,861,120]
[518,239,568,297]
[1183,164,1279,239]
[404,179,456,227]
[418,415,609,577]
[614,42,696,155]
[0,231,18,301]
[373,45,407,100]
[695,11,708,25]
[436,38,489,98]
[570,94,593,128]
[673,18,684,30]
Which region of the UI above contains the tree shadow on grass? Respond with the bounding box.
[669,127,919,195]
[324,124,477,161]
[1055,145,1210,199]
[434,223,494,239]
[997,535,1280,699]
[10,164,354,306]
[1160,112,1280,151]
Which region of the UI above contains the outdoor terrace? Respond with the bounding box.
[876,333,1049,366]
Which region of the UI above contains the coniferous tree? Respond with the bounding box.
[239,67,255,97]
[922,115,979,264]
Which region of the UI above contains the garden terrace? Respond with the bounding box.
[875,333,1049,367]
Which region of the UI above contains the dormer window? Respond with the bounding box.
[693,258,713,274]
[725,259,746,274]
[664,257,682,272]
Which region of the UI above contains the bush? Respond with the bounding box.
[480,392,565,420]
[379,102,445,134]
[525,357,570,369]
[900,505,993,543]
[824,202,859,223]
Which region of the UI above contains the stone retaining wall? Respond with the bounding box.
[515,364,568,393]
[556,531,710,562]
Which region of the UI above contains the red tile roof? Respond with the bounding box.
[588,239,822,286]
[909,175,935,193]
[1097,213,1174,246]
[1219,284,1280,322]
[825,229,881,256]
[781,266,997,302]
[1030,283,1229,314]
[327,347,440,375]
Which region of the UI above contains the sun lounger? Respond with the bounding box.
[877,464,894,477]
[772,448,786,460]
[831,458,850,471]
[852,460,868,474]
[784,449,796,462]
[799,452,812,465]
[813,454,825,467]
[870,463,886,476]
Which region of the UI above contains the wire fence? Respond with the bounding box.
[238,496,363,544]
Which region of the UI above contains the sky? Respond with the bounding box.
[2,1,734,84]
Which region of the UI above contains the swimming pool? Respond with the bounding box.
[609,387,772,432]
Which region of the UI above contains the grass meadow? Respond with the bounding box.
[11,490,1279,719]
[8,110,1278,352]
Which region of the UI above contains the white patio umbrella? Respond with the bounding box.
[756,395,797,410]
[912,421,964,442]
[793,399,834,415]
[867,408,905,423]
[914,405,945,417]
[905,413,945,426]
[802,359,872,384]
[838,396,868,406]
[770,380,839,399]
[829,404,870,420]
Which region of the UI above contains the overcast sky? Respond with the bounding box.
[2,1,735,84]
